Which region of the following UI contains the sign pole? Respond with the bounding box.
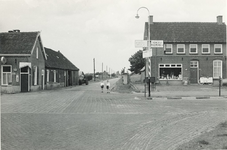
[147,15,151,97]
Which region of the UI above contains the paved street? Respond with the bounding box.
[1,78,227,150]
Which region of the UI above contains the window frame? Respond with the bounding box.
[34,66,37,85]
[214,44,222,54]
[1,65,12,85]
[54,70,56,82]
[46,69,49,82]
[202,44,210,54]
[177,44,185,54]
[189,44,198,54]
[165,44,173,54]
[213,60,222,79]
[36,47,39,59]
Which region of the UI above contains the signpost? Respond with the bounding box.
[135,40,163,98]
[143,49,152,58]
[150,40,163,47]
[135,40,147,48]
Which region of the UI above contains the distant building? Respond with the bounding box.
[143,16,226,85]
[45,48,79,89]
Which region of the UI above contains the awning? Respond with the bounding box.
[19,62,31,68]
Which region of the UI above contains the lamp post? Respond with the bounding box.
[135,7,151,97]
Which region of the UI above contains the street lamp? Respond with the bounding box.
[135,7,152,97]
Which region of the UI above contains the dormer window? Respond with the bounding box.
[202,44,210,54]
[177,44,185,54]
[189,44,198,54]
[214,44,222,54]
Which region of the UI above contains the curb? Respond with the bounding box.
[138,96,227,100]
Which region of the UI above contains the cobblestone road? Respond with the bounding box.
[1,78,227,150]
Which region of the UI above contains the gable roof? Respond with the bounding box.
[45,47,79,71]
[144,22,226,43]
[0,31,40,54]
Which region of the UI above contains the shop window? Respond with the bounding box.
[202,44,210,54]
[159,64,182,80]
[189,44,198,54]
[177,44,185,54]
[1,65,12,85]
[213,60,222,78]
[214,44,222,54]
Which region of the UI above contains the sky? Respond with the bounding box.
[0,0,226,73]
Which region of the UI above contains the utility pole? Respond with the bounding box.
[93,58,95,81]
[102,63,103,80]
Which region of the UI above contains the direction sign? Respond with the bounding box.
[143,49,152,58]
[150,40,163,48]
[135,40,147,48]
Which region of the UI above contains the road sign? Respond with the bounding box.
[150,40,163,48]
[143,49,152,58]
[135,40,147,48]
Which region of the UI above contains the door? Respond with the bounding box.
[190,61,198,84]
[21,74,28,92]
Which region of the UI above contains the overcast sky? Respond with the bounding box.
[0,0,226,73]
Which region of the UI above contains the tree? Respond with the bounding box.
[128,50,145,74]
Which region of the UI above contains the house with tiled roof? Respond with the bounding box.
[44,47,79,89]
[0,30,46,93]
[143,16,226,85]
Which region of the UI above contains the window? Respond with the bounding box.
[34,66,37,85]
[177,44,185,54]
[190,61,198,68]
[46,69,49,82]
[36,47,39,59]
[1,65,12,85]
[213,60,222,78]
[202,44,210,54]
[189,44,198,54]
[165,44,173,54]
[159,64,182,80]
[54,70,56,82]
[214,44,222,54]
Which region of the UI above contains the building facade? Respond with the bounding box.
[0,30,46,93]
[144,16,226,85]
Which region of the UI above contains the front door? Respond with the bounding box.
[190,61,198,84]
[21,74,28,92]
[20,66,30,92]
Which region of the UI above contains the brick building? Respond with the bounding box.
[0,30,46,93]
[144,16,226,85]
[44,48,79,89]
[0,31,79,93]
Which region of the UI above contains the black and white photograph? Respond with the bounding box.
[0,0,227,149]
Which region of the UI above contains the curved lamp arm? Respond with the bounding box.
[135,7,150,18]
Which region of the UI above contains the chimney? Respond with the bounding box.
[149,15,153,24]
[217,16,223,24]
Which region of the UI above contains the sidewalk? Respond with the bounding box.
[131,83,227,100]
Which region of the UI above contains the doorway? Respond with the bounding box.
[190,61,199,84]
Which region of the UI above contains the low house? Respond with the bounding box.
[44,48,79,89]
[0,30,46,93]
[143,16,226,85]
